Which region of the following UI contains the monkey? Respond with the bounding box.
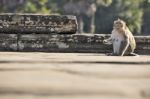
[104,19,138,56]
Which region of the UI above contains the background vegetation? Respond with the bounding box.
[0,0,150,35]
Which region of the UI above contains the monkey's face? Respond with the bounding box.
[113,19,126,30]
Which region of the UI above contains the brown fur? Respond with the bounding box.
[104,19,137,56]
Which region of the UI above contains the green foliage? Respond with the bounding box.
[96,0,112,6]
[24,1,37,13]
[141,0,150,34]
[117,0,143,34]
[95,0,143,34]
[22,0,50,14]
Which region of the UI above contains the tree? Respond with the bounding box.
[141,0,150,34]
[95,0,143,34]
[20,0,50,14]
[0,0,25,13]
[62,0,112,33]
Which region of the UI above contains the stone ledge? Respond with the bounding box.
[0,13,77,34]
[0,34,17,51]
[0,34,149,54]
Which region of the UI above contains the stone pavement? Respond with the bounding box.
[0,52,150,99]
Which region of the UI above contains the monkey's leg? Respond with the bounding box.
[124,46,139,56]
[105,48,117,56]
[118,40,130,56]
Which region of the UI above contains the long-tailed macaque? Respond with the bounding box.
[104,19,138,56]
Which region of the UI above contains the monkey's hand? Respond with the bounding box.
[103,39,107,43]
[103,38,112,44]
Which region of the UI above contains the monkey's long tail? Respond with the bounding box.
[127,53,139,56]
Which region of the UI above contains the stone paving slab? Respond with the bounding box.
[0,52,150,99]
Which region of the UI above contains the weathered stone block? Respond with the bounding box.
[17,34,113,52]
[18,34,59,52]
[0,34,17,51]
[0,33,149,54]
[135,44,150,54]
[17,34,150,54]
[0,13,77,34]
[135,36,150,44]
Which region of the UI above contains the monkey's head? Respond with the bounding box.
[113,19,126,30]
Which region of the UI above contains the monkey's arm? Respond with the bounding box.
[119,34,130,56]
[103,37,112,44]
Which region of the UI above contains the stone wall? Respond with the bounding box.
[0,34,17,51]
[0,33,150,54]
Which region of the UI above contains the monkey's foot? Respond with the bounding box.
[127,53,139,56]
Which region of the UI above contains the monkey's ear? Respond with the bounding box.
[114,20,118,24]
[117,18,121,21]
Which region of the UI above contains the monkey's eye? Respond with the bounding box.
[116,23,123,27]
